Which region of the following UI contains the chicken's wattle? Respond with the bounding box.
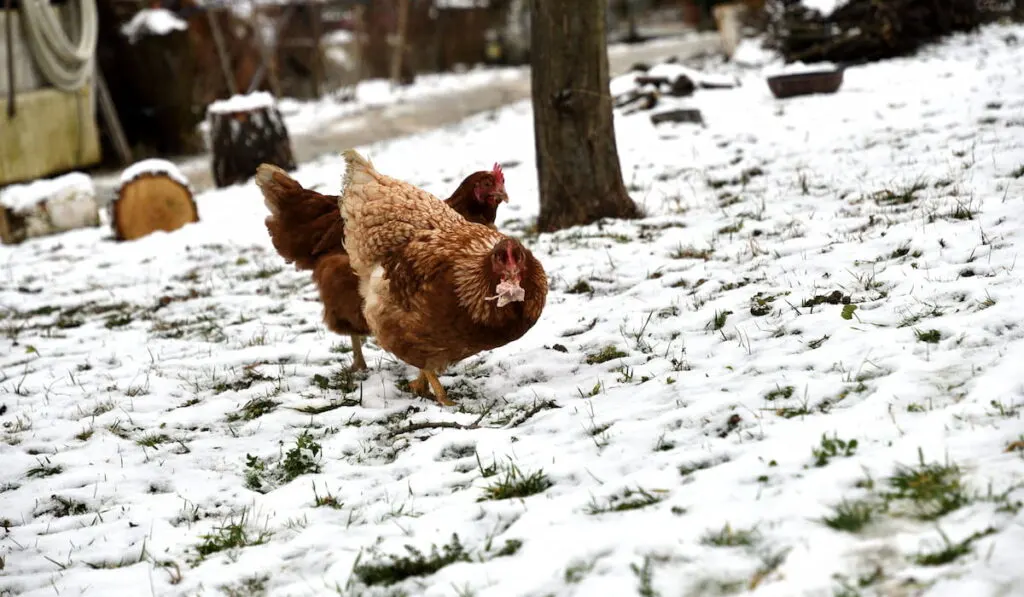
[486,279,526,307]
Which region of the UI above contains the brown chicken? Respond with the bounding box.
[258,162,508,371]
[338,149,548,406]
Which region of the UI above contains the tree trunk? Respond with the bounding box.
[207,93,296,188]
[530,0,639,233]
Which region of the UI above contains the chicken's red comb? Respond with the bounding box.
[492,162,504,186]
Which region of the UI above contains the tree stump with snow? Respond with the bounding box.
[207,92,296,188]
[0,173,101,245]
[111,159,199,241]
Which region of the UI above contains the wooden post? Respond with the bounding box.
[206,8,237,96]
[5,0,15,118]
[247,0,283,97]
[310,1,324,98]
[390,0,410,86]
[94,66,133,165]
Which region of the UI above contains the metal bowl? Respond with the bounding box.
[766,68,844,99]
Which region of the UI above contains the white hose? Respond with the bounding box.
[19,0,98,92]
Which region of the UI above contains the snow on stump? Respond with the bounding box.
[112,159,198,241]
[0,173,101,245]
[207,92,296,189]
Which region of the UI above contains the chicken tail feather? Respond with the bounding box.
[341,149,379,194]
[258,163,345,271]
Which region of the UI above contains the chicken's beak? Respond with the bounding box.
[490,190,509,206]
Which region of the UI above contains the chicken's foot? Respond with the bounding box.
[350,334,367,371]
[408,369,454,406]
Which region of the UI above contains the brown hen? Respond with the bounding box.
[258,161,508,370]
[339,149,548,406]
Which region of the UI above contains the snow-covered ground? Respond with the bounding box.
[273,67,524,138]
[3,24,1024,597]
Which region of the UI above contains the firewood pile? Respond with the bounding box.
[763,0,985,65]
[612,60,739,126]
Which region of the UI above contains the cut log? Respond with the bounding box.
[650,108,706,127]
[0,172,101,245]
[207,91,296,188]
[111,159,198,241]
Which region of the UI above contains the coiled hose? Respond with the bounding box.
[19,0,98,92]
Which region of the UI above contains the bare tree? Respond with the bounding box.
[529,0,640,233]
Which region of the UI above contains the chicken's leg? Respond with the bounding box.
[408,369,454,406]
[408,371,429,397]
[350,334,367,371]
[423,370,453,407]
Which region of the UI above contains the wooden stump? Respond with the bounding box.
[112,159,199,241]
[207,92,296,189]
[0,173,101,245]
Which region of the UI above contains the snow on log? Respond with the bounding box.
[121,8,189,44]
[207,92,296,188]
[111,159,199,241]
[0,173,101,245]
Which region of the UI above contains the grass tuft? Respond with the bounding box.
[353,534,470,587]
[586,486,664,514]
[192,509,272,562]
[479,463,553,501]
[822,499,875,533]
[701,523,760,547]
[586,345,628,365]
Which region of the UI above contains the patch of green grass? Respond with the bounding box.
[38,495,89,518]
[228,398,279,422]
[220,574,270,597]
[352,534,470,587]
[884,449,971,520]
[213,368,274,394]
[192,509,272,562]
[586,345,628,365]
[822,499,875,533]
[311,367,363,394]
[26,462,62,478]
[479,463,552,501]
[586,486,663,514]
[718,220,743,235]
[915,527,996,566]
[244,431,323,493]
[701,523,760,547]
[871,180,927,206]
[764,385,795,401]
[567,279,595,294]
[312,482,343,509]
[812,433,858,467]
[706,310,731,332]
[749,292,782,317]
[136,433,171,448]
[670,244,713,260]
[631,554,660,597]
[914,329,942,344]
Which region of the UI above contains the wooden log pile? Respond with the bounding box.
[764,0,986,65]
